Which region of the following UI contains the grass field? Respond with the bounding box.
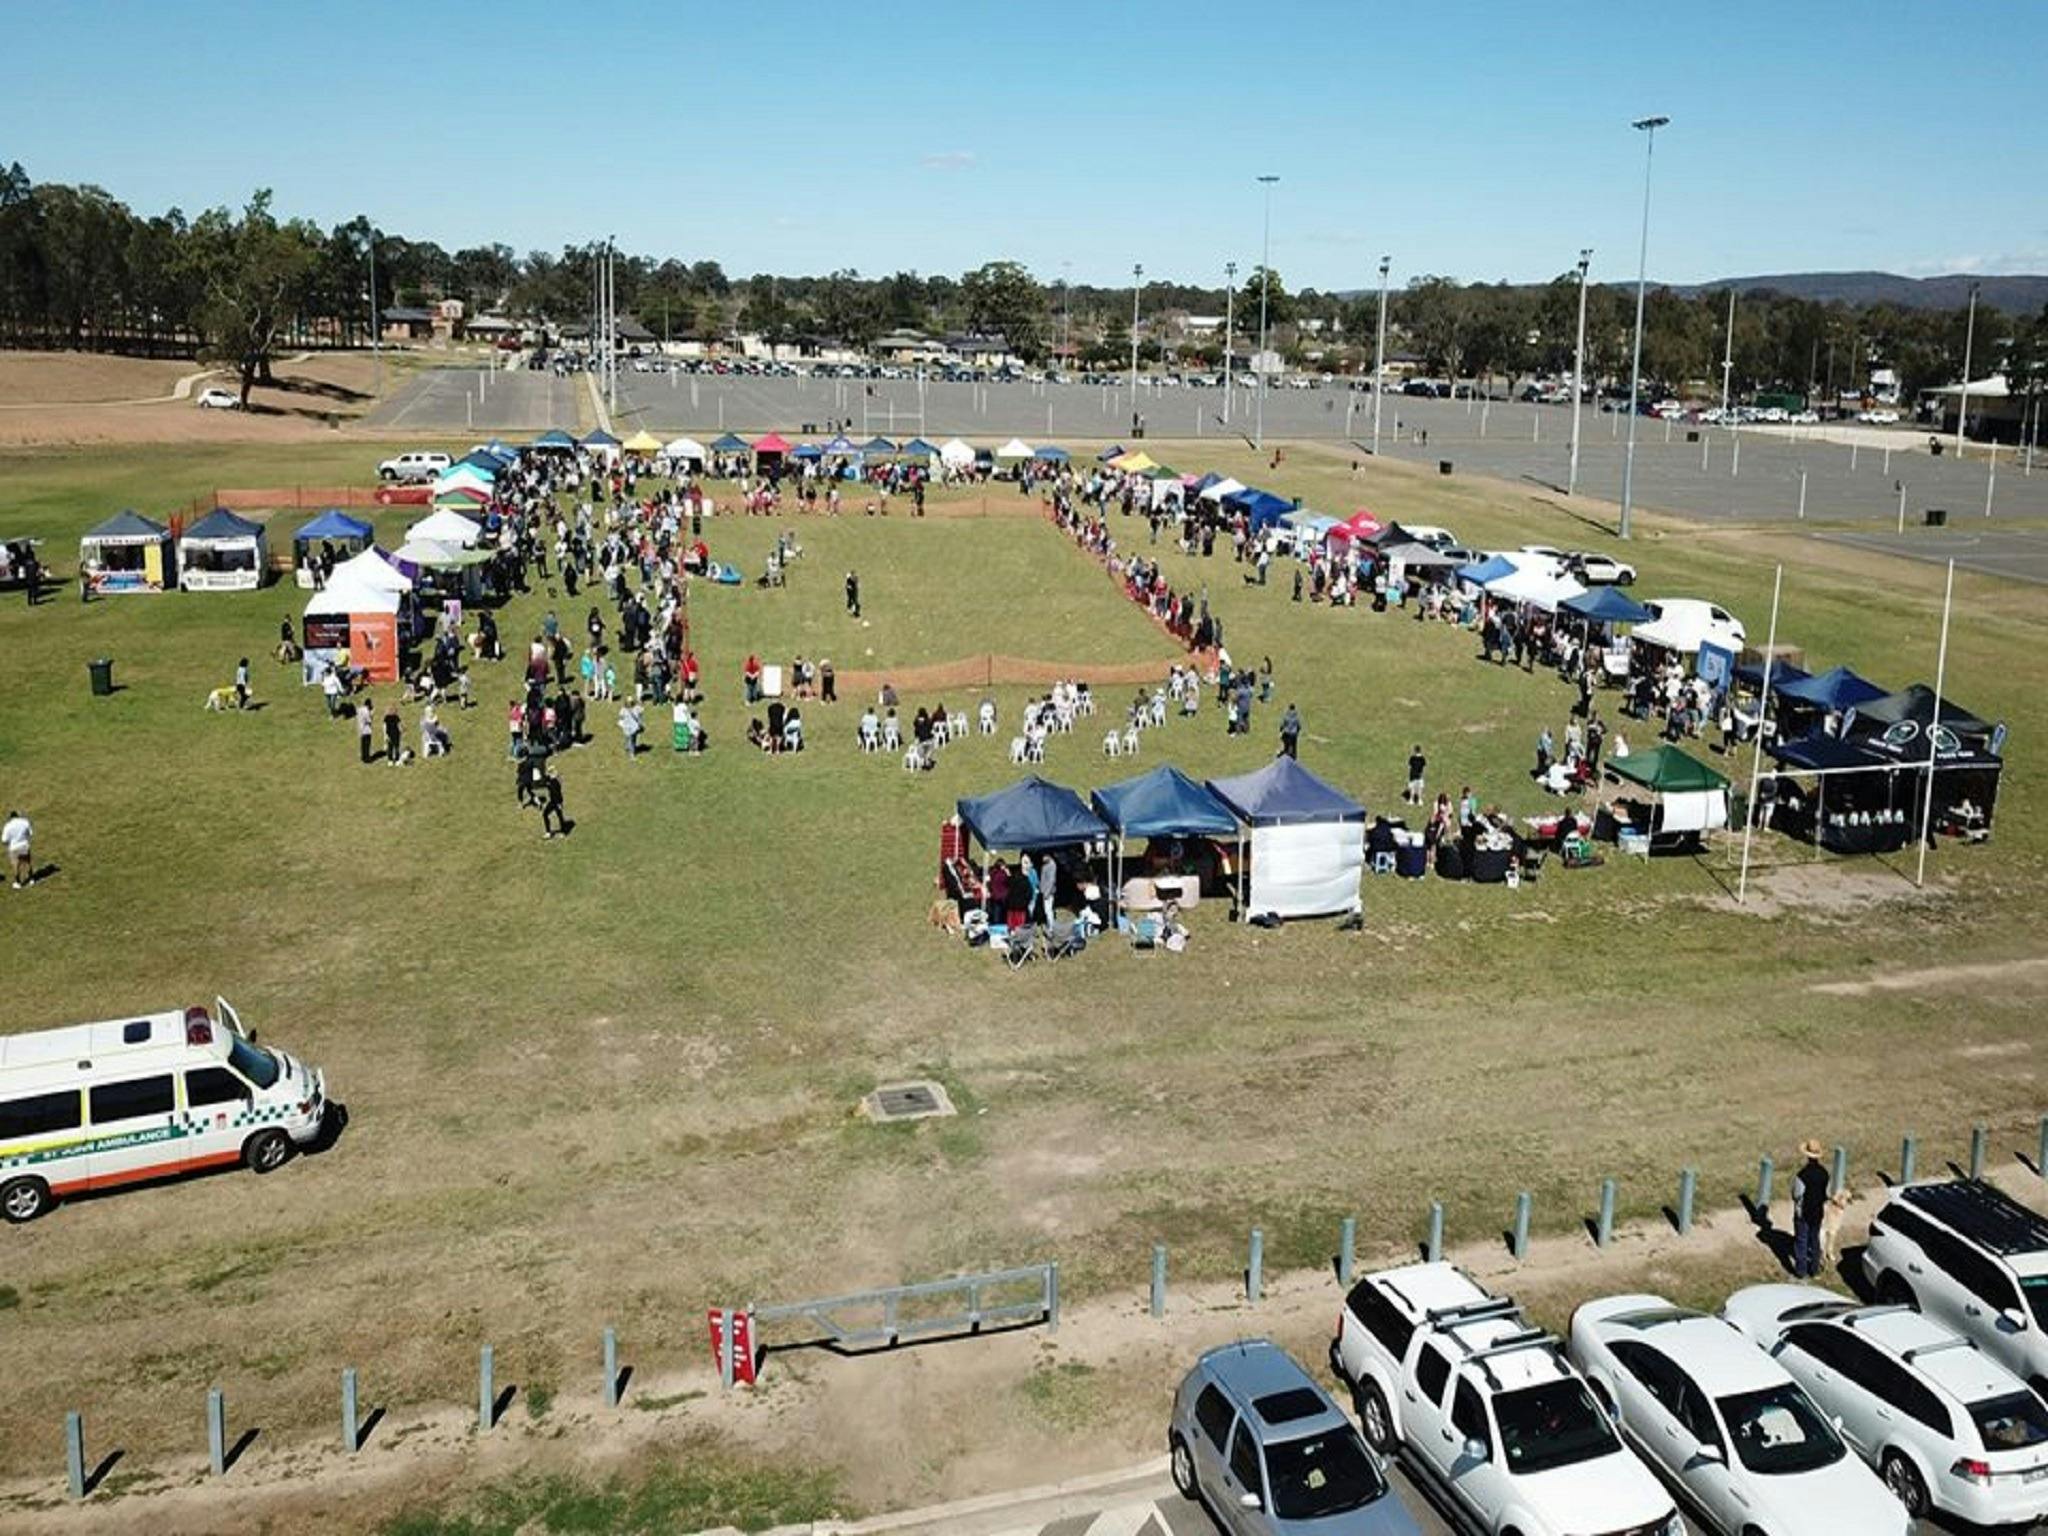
[0,434,2044,1524]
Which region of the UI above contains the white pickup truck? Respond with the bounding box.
[1330,1262,1681,1536]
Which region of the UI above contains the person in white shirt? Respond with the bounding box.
[3,810,32,889]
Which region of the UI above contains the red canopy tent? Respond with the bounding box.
[752,432,792,465]
[1327,510,1383,543]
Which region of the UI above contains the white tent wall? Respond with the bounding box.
[1247,822,1364,918]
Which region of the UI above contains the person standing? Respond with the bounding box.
[1792,1138,1831,1279]
[618,700,644,758]
[538,769,569,839]
[356,699,375,765]
[1279,703,1301,759]
[3,809,32,889]
[1405,745,1427,806]
[234,657,251,710]
[22,549,41,607]
[1536,725,1554,777]
[383,702,403,765]
[845,570,861,619]
[1039,851,1059,925]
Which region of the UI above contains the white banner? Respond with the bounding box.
[1249,822,1364,919]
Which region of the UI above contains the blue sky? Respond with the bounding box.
[9,0,2046,292]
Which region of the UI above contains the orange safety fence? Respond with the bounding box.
[830,655,1186,695]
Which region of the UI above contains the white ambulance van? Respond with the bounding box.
[0,999,328,1223]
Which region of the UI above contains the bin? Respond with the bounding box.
[88,657,114,696]
[1924,507,1948,527]
[1438,460,1453,476]
[1686,430,1700,443]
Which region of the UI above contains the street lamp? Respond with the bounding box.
[1256,174,1279,450]
[1720,286,1736,420]
[1223,261,1237,425]
[1619,114,1668,541]
[1956,281,1980,458]
[364,226,381,398]
[1568,249,1592,496]
[1060,260,1071,362]
[1371,255,1391,455]
[1129,263,1143,431]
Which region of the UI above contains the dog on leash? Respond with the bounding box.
[204,686,241,712]
[1820,1189,1852,1269]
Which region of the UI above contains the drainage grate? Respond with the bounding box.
[864,1080,957,1123]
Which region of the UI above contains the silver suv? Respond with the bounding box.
[1862,1178,2048,1396]
[1170,1338,1421,1534]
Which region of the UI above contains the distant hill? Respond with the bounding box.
[1646,271,2048,313]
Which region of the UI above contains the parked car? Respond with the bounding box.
[195,386,242,410]
[1401,525,1458,552]
[1862,1178,2048,1395]
[1723,1283,2048,1525]
[1569,553,1637,586]
[1568,1295,1909,1535]
[1330,1264,1678,1535]
[378,450,452,483]
[1170,1338,1420,1534]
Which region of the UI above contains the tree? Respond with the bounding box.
[1235,266,1295,332]
[187,191,319,405]
[960,260,1044,357]
[1401,275,1469,380]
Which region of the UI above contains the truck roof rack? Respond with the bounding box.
[1460,1330,1565,1390]
[1902,1179,2048,1258]
[1423,1297,1520,1329]
[1839,1303,1916,1330]
[1900,1334,1978,1367]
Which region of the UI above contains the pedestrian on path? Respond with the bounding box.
[1792,1138,1831,1279]
[3,809,33,888]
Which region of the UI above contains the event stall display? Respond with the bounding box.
[176,508,268,592]
[621,430,663,456]
[406,508,483,548]
[661,436,707,469]
[1561,586,1654,627]
[752,433,793,468]
[293,510,374,586]
[1206,757,1365,920]
[1089,766,1239,909]
[529,430,579,454]
[1486,564,1586,612]
[302,553,413,685]
[1604,744,1729,843]
[1197,476,1246,504]
[994,438,1034,465]
[80,510,175,594]
[954,777,1111,926]
[938,438,975,470]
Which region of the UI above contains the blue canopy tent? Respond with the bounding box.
[178,508,270,591]
[710,432,751,454]
[790,442,824,461]
[1777,665,1889,714]
[1561,586,1655,626]
[1097,444,1127,463]
[1034,445,1070,462]
[861,436,898,455]
[956,779,1110,919]
[294,509,373,560]
[821,433,859,455]
[1735,658,1810,693]
[529,429,579,453]
[459,449,509,473]
[1207,758,1366,919]
[1092,766,1239,910]
[1456,554,1516,586]
[901,437,941,460]
[1234,490,1295,531]
[582,429,621,451]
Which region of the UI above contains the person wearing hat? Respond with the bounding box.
[1792,1138,1831,1279]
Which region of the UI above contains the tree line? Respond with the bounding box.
[2,162,2042,409]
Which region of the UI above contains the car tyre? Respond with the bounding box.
[2,1176,51,1223]
[1169,1433,1198,1500]
[244,1129,293,1174]
[1358,1380,1395,1454]
[1880,1451,1929,1517]
[1618,571,1635,586]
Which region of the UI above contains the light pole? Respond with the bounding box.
[1371,255,1391,455]
[1060,261,1071,363]
[1619,114,1668,541]
[1223,261,1237,425]
[1255,174,1278,451]
[1129,263,1142,432]
[365,227,380,398]
[1568,248,1591,495]
[1720,286,1735,419]
[1956,281,1980,459]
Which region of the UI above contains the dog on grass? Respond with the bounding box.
[204,686,242,712]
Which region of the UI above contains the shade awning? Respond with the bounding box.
[1378,540,1462,570]
[182,508,265,542]
[1607,743,1730,794]
[752,432,793,455]
[1033,445,1069,461]
[957,776,1109,851]
[994,437,1034,460]
[1207,757,1365,826]
[1777,665,1890,713]
[84,509,168,542]
[582,430,621,448]
[662,436,707,460]
[406,509,483,548]
[621,430,664,453]
[1090,767,1239,839]
[295,510,374,543]
[710,433,751,453]
[1561,586,1655,625]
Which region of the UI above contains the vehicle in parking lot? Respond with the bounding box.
[1569,553,1637,586]
[1568,1295,1909,1535]
[1170,1338,1421,1533]
[1723,1283,2048,1525]
[195,386,242,409]
[378,450,451,482]
[1330,1263,1679,1535]
[1861,1178,2048,1395]
[1400,525,1458,552]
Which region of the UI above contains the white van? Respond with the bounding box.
[0,1000,328,1223]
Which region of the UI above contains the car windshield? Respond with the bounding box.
[1495,1380,1621,1474]
[2022,1276,2048,1330]
[1718,1385,1845,1475]
[1971,1390,2048,1451]
[1264,1428,1386,1520]
[227,1034,281,1090]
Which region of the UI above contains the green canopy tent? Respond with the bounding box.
[1605,744,1730,844]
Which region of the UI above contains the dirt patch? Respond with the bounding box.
[1716,859,1942,918]
[0,351,197,405]
[1810,955,2048,996]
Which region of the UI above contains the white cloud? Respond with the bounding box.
[919,150,976,171]
[1902,248,2048,278]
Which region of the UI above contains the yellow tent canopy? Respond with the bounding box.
[621,429,663,454]
[1112,451,1158,473]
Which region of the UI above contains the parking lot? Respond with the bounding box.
[363,366,582,432]
[1817,525,2048,585]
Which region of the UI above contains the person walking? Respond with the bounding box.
[234,657,251,710]
[618,700,644,757]
[3,809,33,889]
[1792,1138,1831,1279]
[845,570,861,619]
[356,699,375,765]
[383,702,403,765]
[1279,703,1301,759]
[1405,744,1427,806]
[538,769,569,839]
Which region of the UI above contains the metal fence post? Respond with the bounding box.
[1512,1192,1532,1260]
[1248,1228,1264,1303]
[65,1411,84,1499]
[718,1311,736,1389]
[1970,1125,1988,1181]
[2039,1116,2048,1180]
[1338,1216,1356,1287]
[208,1387,225,1476]
[479,1345,495,1431]
[1047,1262,1060,1332]
[1757,1155,1775,1217]
[1900,1135,1918,1186]
[1596,1178,1617,1249]
[1426,1201,1444,1263]
[341,1369,359,1454]
[1150,1244,1167,1318]
[1830,1145,1848,1196]
[603,1327,619,1409]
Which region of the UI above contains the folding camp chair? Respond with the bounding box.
[1129,913,1162,953]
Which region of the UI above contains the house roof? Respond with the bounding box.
[381,306,435,323]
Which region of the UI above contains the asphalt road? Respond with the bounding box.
[363,367,582,432]
[1816,525,2048,586]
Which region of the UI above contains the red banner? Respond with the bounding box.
[707,1308,757,1384]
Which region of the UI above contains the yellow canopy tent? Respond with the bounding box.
[621,429,663,455]
[1111,451,1158,473]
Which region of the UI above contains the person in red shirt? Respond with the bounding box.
[742,652,763,704]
